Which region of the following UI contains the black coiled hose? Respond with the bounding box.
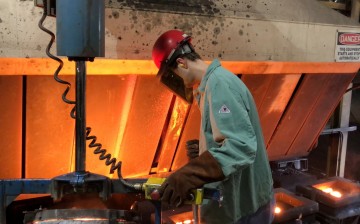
[86,127,121,174]
[38,1,76,119]
[37,4,141,191]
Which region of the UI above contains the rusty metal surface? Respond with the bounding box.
[0,76,22,178]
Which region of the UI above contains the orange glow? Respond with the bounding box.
[2,57,359,179]
[115,77,174,178]
[170,99,189,137]
[316,186,343,198]
[0,76,22,178]
[175,219,193,224]
[156,97,190,173]
[110,75,137,178]
[274,206,282,214]
[70,138,75,172]
[322,187,333,193]
[1,58,360,76]
[330,191,342,198]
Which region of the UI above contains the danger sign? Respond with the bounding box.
[335,31,360,62]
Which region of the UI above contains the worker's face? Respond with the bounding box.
[159,67,193,104]
[172,58,196,88]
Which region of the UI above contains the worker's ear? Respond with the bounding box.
[176,58,187,69]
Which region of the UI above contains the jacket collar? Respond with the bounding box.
[194,59,221,105]
[197,59,221,94]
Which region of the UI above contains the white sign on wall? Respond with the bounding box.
[335,31,360,62]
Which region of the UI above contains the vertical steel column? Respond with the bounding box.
[75,61,87,173]
[338,84,352,177]
[193,204,200,224]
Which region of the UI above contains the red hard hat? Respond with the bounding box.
[152,30,194,105]
[152,30,192,70]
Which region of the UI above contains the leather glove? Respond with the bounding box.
[159,151,225,207]
[186,139,199,160]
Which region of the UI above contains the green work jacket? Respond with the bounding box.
[195,59,273,223]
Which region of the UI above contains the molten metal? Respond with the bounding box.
[274,206,282,214]
[316,186,343,198]
[175,220,193,224]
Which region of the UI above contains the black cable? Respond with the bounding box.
[85,127,121,174]
[38,3,76,119]
[85,127,141,190]
[37,5,140,191]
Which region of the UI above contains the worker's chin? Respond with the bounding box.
[184,84,193,89]
[184,81,195,88]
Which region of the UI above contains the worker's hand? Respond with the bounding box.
[158,172,189,207]
[186,139,199,160]
[158,151,225,207]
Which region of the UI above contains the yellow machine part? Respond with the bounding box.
[143,177,204,205]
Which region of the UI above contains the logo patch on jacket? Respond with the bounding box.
[219,105,231,113]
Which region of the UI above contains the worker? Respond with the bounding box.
[152,30,274,224]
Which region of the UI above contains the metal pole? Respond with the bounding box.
[338,84,352,177]
[75,61,87,173]
[193,204,200,224]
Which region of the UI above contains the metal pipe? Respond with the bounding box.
[75,61,87,172]
[193,204,200,224]
[338,83,353,177]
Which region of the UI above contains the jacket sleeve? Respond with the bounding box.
[206,77,257,177]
